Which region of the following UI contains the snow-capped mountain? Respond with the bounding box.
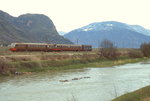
[78,21,130,32]
[64,21,150,48]
[130,25,150,36]
[74,21,150,36]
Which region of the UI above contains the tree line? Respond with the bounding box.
[99,39,150,59]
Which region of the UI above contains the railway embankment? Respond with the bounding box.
[0,51,147,76]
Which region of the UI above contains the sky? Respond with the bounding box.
[0,0,150,32]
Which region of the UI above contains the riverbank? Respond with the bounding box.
[0,47,148,76]
[0,53,148,76]
[112,85,150,101]
[1,57,150,101]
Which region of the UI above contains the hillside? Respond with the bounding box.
[64,21,150,48]
[0,10,72,45]
[0,11,30,45]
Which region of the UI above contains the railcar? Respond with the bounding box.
[9,43,92,52]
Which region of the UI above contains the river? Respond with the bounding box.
[0,60,150,101]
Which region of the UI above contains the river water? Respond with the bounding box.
[0,61,150,101]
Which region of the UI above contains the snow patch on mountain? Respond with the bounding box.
[106,24,113,26]
[83,27,93,31]
[75,21,150,36]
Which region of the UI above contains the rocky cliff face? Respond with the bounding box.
[0,10,72,45]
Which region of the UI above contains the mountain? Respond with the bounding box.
[0,11,30,45]
[58,31,67,36]
[130,25,150,36]
[0,10,72,45]
[64,21,150,48]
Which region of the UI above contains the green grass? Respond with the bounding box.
[112,85,150,101]
[7,57,147,74]
[0,47,148,75]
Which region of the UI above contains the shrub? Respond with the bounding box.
[128,49,143,58]
[20,61,42,69]
[140,43,150,57]
[0,58,10,75]
[99,39,118,60]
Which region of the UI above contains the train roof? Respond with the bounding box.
[11,43,51,45]
[10,43,92,46]
[56,44,82,46]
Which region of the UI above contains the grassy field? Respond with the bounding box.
[0,47,147,76]
[112,85,150,101]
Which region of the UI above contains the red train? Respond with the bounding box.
[9,43,92,52]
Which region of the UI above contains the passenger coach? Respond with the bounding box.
[9,43,92,52]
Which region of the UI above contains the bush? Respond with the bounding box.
[140,43,150,57]
[20,61,42,69]
[99,39,118,60]
[0,58,13,75]
[128,50,143,58]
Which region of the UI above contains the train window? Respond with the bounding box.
[15,44,19,47]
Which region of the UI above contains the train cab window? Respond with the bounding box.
[15,44,19,47]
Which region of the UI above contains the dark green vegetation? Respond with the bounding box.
[112,86,150,101]
[0,10,72,45]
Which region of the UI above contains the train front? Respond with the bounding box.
[9,43,17,52]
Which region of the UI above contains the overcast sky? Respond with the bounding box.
[0,0,150,32]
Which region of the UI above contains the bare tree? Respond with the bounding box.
[99,39,118,60]
[140,43,150,57]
